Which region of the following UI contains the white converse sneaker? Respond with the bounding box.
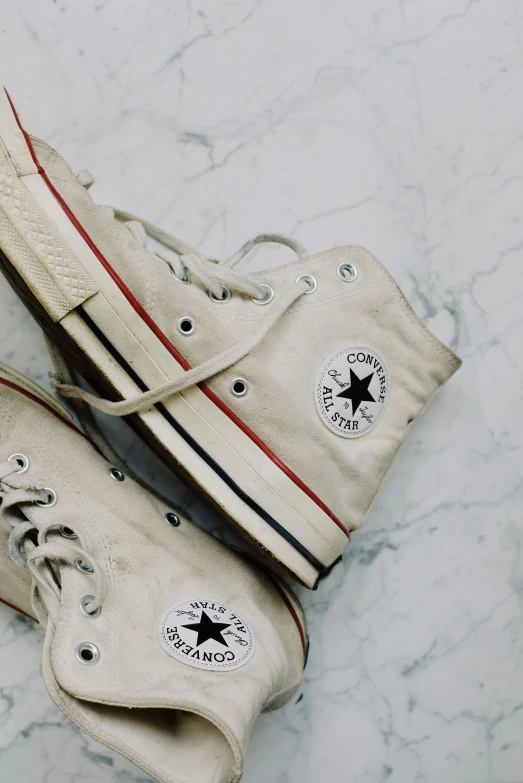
[0,88,461,588]
[0,362,306,783]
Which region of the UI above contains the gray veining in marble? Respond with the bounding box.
[0,1,522,781]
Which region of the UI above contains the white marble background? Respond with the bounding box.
[0,1,522,781]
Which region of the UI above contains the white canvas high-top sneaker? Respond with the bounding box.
[0,88,461,588]
[0,362,306,783]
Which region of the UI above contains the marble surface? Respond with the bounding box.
[0,1,522,781]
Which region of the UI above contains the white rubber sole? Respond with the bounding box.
[0,89,348,588]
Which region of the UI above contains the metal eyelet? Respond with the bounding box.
[295,274,317,294]
[164,512,181,528]
[251,284,274,306]
[75,642,100,665]
[59,526,78,540]
[80,596,101,618]
[230,378,249,397]
[109,467,125,482]
[75,558,94,574]
[337,262,358,282]
[169,264,191,285]
[7,453,30,474]
[209,287,232,303]
[36,488,57,508]
[176,316,196,336]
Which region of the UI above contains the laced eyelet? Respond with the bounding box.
[251,284,274,306]
[75,642,100,665]
[7,453,30,474]
[177,316,196,336]
[59,526,78,540]
[75,558,94,574]
[230,378,249,397]
[209,287,232,304]
[164,512,181,527]
[337,262,358,282]
[36,488,57,508]
[80,596,101,618]
[109,467,125,482]
[295,274,317,294]
[169,264,191,285]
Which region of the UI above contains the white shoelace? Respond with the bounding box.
[111,207,309,301]
[0,457,106,624]
[54,173,312,418]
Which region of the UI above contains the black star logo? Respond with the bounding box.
[336,369,375,415]
[182,610,231,648]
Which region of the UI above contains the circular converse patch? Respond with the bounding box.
[158,599,255,672]
[315,347,388,438]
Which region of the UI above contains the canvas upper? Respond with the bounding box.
[28,135,461,535]
[0,365,306,783]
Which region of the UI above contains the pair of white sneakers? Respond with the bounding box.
[0,87,461,783]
